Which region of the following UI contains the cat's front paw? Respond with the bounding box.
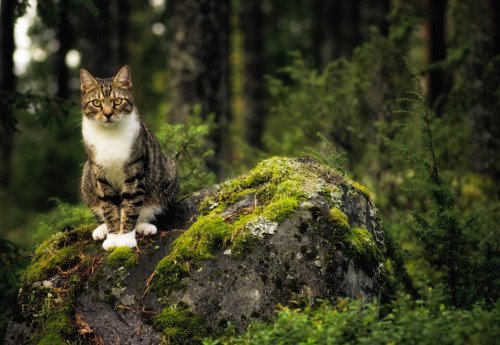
[92,223,108,240]
[135,223,157,236]
[102,231,137,250]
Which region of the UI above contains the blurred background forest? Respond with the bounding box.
[1,0,499,342]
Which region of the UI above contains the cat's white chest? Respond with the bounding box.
[82,111,140,190]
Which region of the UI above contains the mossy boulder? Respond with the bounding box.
[4,157,386,344]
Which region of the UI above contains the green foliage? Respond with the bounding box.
[29,199,96,246]
[0,94,85,240]
[106,247,137,269]
[206,297,500,345]
[301,133,347,174]
[154,303,207,344]
[388,63,500,306]
[264,30,412,172]
[156,109,216,196]
[0,91,78,130]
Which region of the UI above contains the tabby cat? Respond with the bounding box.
[80,65,178,250]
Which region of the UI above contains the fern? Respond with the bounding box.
[156,108,216,196]
[387,60,493,307]
[301,133,347,174]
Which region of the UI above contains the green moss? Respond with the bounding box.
[34,224,93,257]
[342,227,383,274]
[34,310,73,345]
[18,225,98,344]
[155,215,230,293]
[229,212,260,234]
[231,233,260,258]
[329,207,350,230]
[218,157,297,205]
[350,181,373,200]
[262,197,300,223]
[153,303,207,343]
[154,258,188,293]
[107,247,137,268]
[171,215,229,260]
[26,200,95,241]
[26,284,78,345]
[23,245,80,284]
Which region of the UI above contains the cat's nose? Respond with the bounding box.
[103,107,113,118]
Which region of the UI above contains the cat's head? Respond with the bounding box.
[80,65,134,126]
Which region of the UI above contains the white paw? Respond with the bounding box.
[92,223,108,240]
[102,230,137,250]
[135,223,157,236]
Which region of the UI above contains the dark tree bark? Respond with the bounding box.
[79,0,129,76]
[316,0,339,68]
[428,0,449,115]
[55,1,71,99]
[491,0,500,55]
[167,0,231,175]
[115,0,129,63]
[241,0,265,150]
[315,0,360,68]
[361,0,390,37]
[341,0,361,57]
[0,0,16,188]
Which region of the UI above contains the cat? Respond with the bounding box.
[80,65,178,250]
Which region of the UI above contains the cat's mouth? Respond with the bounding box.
[99,119,117,127]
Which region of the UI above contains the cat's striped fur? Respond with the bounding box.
[80,66,178,250]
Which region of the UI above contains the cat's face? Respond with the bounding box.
[80,65,134,126]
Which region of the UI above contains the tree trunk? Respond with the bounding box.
[361,0,390,37]
[342,0,361,57]
[428,0,449,115]
[491,0,500,55]
[56,1,71,99]
[79,0,129,76]
[116,0,129,64]
[167,0,231,175]
[315,0,360,68]
[0,0,16,188]
[316,0,339,68]
[241,0,265,150]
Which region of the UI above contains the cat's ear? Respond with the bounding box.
[113,65,132,88]
[80,69,97,92]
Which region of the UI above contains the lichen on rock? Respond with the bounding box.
[5,156,386,345]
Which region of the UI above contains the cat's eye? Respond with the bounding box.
[114,98,123,106]
[92,99,101,107]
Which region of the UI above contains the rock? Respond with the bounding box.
[4,157,386,344]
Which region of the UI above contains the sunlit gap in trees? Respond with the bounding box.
[13,0,168,79]
[14,0,81,76]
